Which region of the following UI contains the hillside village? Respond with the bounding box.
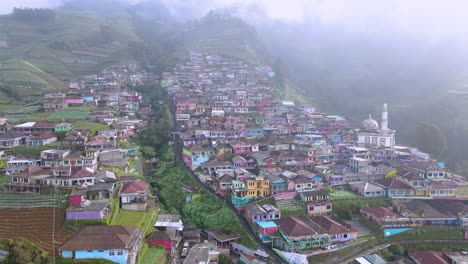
[0,50,468,264]
[162,51,468,263]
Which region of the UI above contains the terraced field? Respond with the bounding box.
[0,193,67,208]
[0,207,72,254]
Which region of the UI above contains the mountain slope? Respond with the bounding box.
[0,9,140,89]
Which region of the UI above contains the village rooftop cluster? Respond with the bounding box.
[162,51,468,261]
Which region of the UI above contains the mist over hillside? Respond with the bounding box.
[2,0,468,173]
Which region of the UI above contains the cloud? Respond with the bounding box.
[1,0,467,41]
[0,0,62,14]
[160,0,468,41]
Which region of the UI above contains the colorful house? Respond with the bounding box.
[247,176,270,198]
[146,231,174,256]
[268,175,288,194]
[360,207,411,228]
[274,216,330,251]
[0,131,27,148]
[64,96,85,105]
[245,128,264,137]
[231,180,254,206]
[312,216,357,242]
[232,142,252,155]
[257,221,278,242]
[26,134,57,146]
[293,176,314,192]
[60,225,143,264]
[232,155,256,169]
[201,160,234,174]
[182,145,214,169]
[69,189,86,205]
[300,189,333,216]
[245,204,269,223]
[350,182,387,197]
[55,122,73,133]
[66,201,110,221]
[120,180,148,211]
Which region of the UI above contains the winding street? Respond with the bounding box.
[167,98,285,264]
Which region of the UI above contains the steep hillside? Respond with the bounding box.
[0,9,140,98]
[180,11,268,65]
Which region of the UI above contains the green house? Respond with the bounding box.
[55,122,72,133]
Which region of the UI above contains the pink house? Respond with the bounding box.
[64,96,84,105]
[257,221,278,235]
[232,142,252,155]
[69,189,86,205]
[147,231,174,255]
[257,221,277,242]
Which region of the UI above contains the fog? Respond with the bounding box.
[2,0,468,43]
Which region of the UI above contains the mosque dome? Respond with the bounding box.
[361,115,379,131]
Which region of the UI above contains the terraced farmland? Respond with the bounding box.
[0,193,67,208]
[0,207,72,254]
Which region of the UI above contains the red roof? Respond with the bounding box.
[361,207,401,219]
[121,180,147,194]
[33,121,55,128]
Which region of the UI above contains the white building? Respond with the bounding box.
[356,104,395,148]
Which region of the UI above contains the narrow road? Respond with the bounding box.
[167,97,285,264]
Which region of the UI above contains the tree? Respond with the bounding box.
[413,123,447,159]
[141,146,156,157]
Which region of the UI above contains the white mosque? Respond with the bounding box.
[356,103,395,148]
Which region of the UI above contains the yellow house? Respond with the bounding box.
[247,176,270,198]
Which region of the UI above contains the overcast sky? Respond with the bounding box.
[1,0,468,41]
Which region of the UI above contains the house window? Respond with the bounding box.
[98,250,104,252]
[87,250,93,252]
[309,206,314,211]
[344,234,348,238]
[326,205,331,209]
[117,250,123,255]
[109,250,115,256]
[380,138,386,146]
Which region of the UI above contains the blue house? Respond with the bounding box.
[267,175,287,193]
[245,128,264,137]
[60,225,142,264]
[327,134,342,143]
[350,182,387,197]
[311,175,324,187]
[82,95,94,102]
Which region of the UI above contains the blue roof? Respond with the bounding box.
[257,221,277,228]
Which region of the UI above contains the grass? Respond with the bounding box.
[113,210,147,226]
[384,228,464,242]
[48,110,90,121]
[139,245,167,264]
[73,120,108,134]
[281,207,307,218]
[328,189,361,199]
[113,209,156,235]
[0,9,141,104]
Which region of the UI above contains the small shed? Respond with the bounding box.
[206,229,239,248]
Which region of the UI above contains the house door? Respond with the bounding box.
[72,251,75,258]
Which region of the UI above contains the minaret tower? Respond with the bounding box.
[381,103,388,130]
